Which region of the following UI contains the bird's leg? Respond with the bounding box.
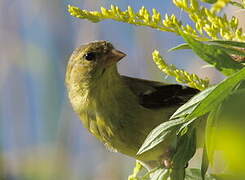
[163,158,173,169]
[160,150,189,169]
[159,148,175,169]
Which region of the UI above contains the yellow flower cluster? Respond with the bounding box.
[173,0,244,41]
[68,5,204,40]
[152,50,209,90]
[68,2,245,42]
[68,5,178,33]
[211,0,231,12]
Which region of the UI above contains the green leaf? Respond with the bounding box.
[168,43,191,52]
[171,129,196,180]
[150,168,218,180]
[200,0,217,4]
[150,168,170,180]
[187,68,245,119]
[170,86,216,120]
[171,68,245,121]
[209,40,245,48]
[201,144,209,180]
[205,105,222,164]
[179,32,244,76]
[205,83,245,175]
[172,129,196,168]
[177,118,197,136]
[170,168,185,180]
[185,169,216,180]
[213,45,245,57]
[137,118,185,155]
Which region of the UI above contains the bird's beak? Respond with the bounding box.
[110,48,126,62]
[105,48,126,67]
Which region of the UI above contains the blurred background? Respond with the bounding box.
[0,0,244,179]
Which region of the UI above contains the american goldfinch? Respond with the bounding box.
[65,41,199,169]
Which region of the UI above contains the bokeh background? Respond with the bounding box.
[0,0,244,179]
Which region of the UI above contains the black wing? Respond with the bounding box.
[122,76,199,109]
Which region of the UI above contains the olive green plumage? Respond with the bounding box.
[65,41,198,169]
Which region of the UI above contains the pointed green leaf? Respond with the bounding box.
[170,129,196,180]
[201,144,209,180]
[137,118,185,155]
[170,86,216,120]
[180,32,244,76]
[151,168,170,180]
[205,105,222,164]
[201,0,217,4]
[185,169,217,180]
[172,129,196,168]
[209,40,245,48]
[168,43,191,52]
[171,67,245,120]
[213,45,245,57]
[170,168,185,180]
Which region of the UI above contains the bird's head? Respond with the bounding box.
[66,41,126,85]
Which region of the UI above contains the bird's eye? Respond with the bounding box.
[84,52,96,61]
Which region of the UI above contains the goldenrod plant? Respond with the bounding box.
[152,50,209,90]
[68,1,244,41]
[68,0,245,179]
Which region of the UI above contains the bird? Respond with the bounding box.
[65,41,199,170]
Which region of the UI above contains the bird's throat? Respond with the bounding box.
[66,65,123,121]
